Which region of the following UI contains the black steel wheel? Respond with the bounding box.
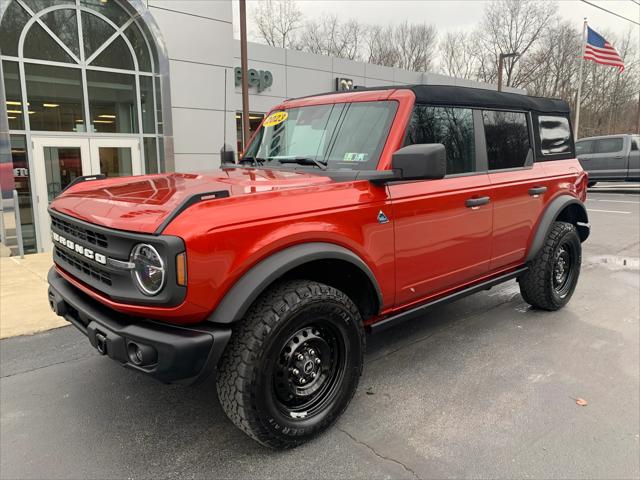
[216,280,364,449]
[519,221,582,310]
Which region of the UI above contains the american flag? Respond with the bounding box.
[584,27,625,73]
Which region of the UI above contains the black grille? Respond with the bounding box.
[54,247,112,286]
[51,215,108,249]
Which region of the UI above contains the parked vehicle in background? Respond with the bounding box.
[576,134,640,186]
[47,85,590,448]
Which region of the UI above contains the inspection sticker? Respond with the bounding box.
[263,111,288,127]
[343,152,368,162]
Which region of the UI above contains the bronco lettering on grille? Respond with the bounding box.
[52,231,107,265]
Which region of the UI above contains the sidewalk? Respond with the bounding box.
[0,253,67,339]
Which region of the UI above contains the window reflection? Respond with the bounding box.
[7,135,37,254]
[483,110,530,170]
[24,22,74,63]
[124,23,152,72]
[140,75,155,133]
[40,8,80,58]
[92,36,134,70]
[98,147,132,177]
[144,137,158,174]
[0,0,30,56]
[86,70,137,133]
[25,63,84,131]
[3,61,25,131]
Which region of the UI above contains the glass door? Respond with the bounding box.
[32,137,142,251]
[90,138,141,177]
[32,137,91,251]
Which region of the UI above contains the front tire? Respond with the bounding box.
[216,280,365,449]
[519,221,582,311]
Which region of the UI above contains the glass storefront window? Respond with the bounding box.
[98,147,132,177]
[154,76,163,134]
[25,63,84,131]
[86,70,137,133]
[8,135,37,254]
[40,8,80,58]
[124,23,152,72]
[80,0,131,27]
[140,75,155,133]
[144,137,158,174]
[0,0,30,56]
[24,22,74,63]
[82,12,115,60]
[3,61,25,131]
[92,35,135,70]
[236,112,265,151]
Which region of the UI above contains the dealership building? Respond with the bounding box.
[0,0,517,254]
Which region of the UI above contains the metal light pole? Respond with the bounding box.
[239,0,250,150]
[497,52,519,92]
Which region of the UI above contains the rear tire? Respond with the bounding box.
[216,280,365,449]
[519,221,581,311]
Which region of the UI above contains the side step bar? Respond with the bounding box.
[370,266,528,334]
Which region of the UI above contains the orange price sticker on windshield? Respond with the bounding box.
[263,111,288,127]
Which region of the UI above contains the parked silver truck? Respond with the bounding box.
[575,134,640,186]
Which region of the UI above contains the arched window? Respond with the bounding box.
[1,0,166,173]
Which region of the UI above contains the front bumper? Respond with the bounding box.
[47,267,231,384]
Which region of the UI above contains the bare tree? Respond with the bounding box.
[393,21,438,71]
[366,22,437,71]
[366,24,399,67]
[476,0,557,87]
[252,0,302,49]
[440,31,481,79]
[298,14,365,60]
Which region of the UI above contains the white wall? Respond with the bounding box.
[147,0,236,172]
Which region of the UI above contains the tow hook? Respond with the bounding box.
[95,332,108,355]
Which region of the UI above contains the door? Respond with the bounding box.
[390,105,493,307]
[578,136,626,180]
[32,137,141,251]
[482,110,546,271]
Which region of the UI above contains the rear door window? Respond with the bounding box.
[404,106,476,175]
[595,137,623,154]
[483,110,531,170]
[576,140,595,155]
[538,116,572,155]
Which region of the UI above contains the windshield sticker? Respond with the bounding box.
[343,152,368,162]
[263,111,288,127]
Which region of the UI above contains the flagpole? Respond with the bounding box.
[574,18,588,140]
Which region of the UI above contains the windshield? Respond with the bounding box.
[243,101,398,170]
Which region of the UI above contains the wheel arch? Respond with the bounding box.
[207,242,383,324]
[526,195,590,262]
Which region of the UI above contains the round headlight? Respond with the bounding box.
[130,244,165,296]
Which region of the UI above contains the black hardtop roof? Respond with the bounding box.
[293,84,571,115]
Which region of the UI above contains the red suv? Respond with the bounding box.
[47,85,590,448]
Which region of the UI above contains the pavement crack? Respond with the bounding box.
[337,427,420,479]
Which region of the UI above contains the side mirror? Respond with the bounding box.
[391,144,446,180]
[220,144,236,165]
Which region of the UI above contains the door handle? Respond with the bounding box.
[614,155,623,159]
[465,196,490,208]
[528,186,547,196]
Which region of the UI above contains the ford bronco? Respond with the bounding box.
[47,85,590,448]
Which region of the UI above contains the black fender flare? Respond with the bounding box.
[207,242,383,324]
[526,195,590,262]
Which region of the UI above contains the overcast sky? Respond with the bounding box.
[233,0,640,47]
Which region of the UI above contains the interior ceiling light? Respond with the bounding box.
[6,101,21,106]
[93,120,114,124]
[98,114,116,119]
[75,119,84,123]
[7,116,16,120]
[27,111,35,114]
[7,110,22,114]
[43,103,59,108]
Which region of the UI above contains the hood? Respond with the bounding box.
[50,168,333,233]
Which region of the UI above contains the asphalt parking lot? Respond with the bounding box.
[1,185,638,479]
